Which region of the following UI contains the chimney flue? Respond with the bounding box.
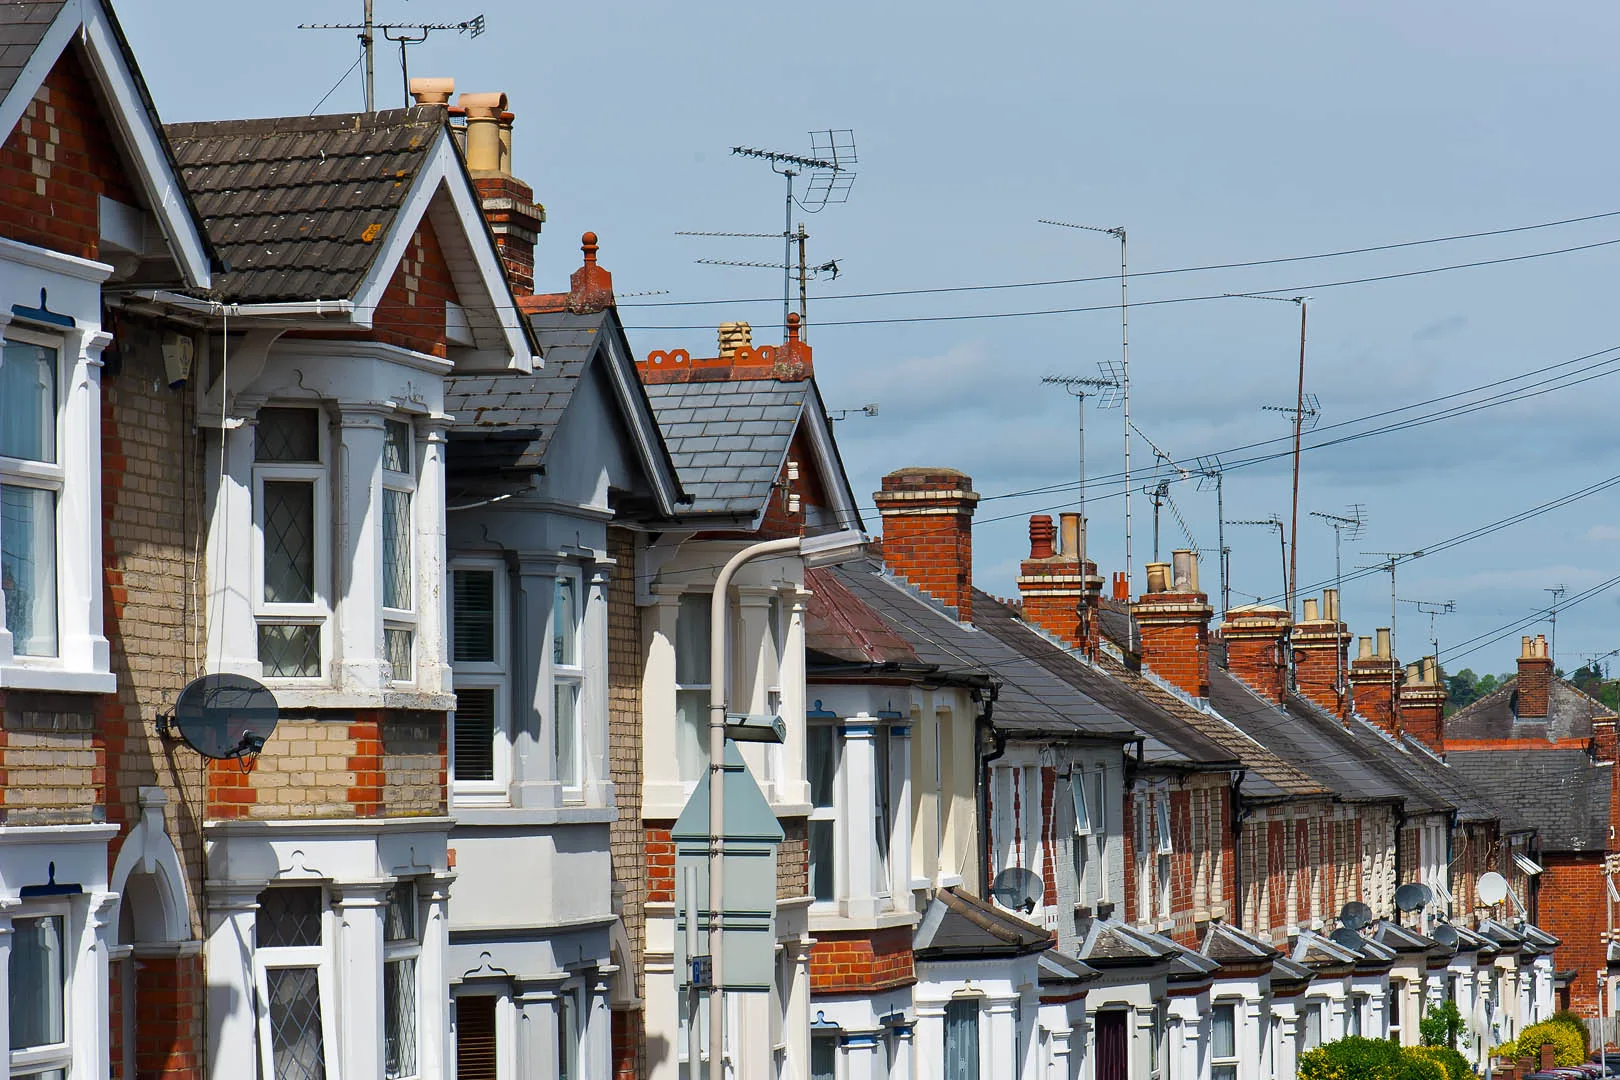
[718,321,752,358]
[1323,588,1340,622]
[1358,636,1373,660]
[1303,597,1320,622]
[458,91,508,176]
[1171,549,1198,593]
[409,76,455,106]
[1375,627,1392,659]
[1145,562,1171,594]
[1028,515,1057,560]
[1059,513,1083,562]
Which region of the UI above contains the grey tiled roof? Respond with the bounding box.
[165,107,446,303]
[1446,676,1615,743]
[1446,748,1611,852]
[913,888,1052,959]
[643,377,807,516]
[0,2,62,104]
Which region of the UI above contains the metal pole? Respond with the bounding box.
[782,171,794,339]
[1119,229,1132,593]
[1077,392,1087,524]
[1278,525,1288,608]
[708,536,801,1080]
[1333,525,1345,718]
[796,223,809,333]
[1216,473,1228,617]
[1288,300,1307,619]
[362,0,375,112]
[1390,560,1400,718]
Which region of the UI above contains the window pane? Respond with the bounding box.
[1070,775,1091,835]
[675,688,708,783]
[385,628,413,683]
[0,341,55,463]
[675,594,710,685]
[1213,1068,1237,1080]
[9,915,64,1050]
[767,595,783,661]
[557,991,577,1080]
[553,576,577,667]
[263,481,315,603]
[453,570,496,663]
[257,886,324,948]
[874,730,891,868]
[1,485,57,656]
[455,996,498,1080]
[256,408,320,463]
[260,624,321,678]
[267,966,327,1080]
[555,681,579,787]
[809,819,835,902]
[1212,1003,1235,1058]
[382,419,412,474]
[810,1032,837,1080]
[385,958,418,1080]
[453,688,497,783]
[808,725,838,808]
[385,881,417,942]
[383,489,412,610]
[944,999,980,1080]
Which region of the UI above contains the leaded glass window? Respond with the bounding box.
[384,880,420,1080]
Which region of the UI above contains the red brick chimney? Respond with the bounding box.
[1132,551,1214,699]
[1350,629,1400,733]
[639,315,812,385]
[1516,634,1553,720]
[1398,656,1447,752]
[1221,605,1292,704]
[1293,589,1352,718]
[436,86,547,297]
[873,468,980,622]
[1017,512,1104,656]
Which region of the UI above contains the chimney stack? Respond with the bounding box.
[1516,634,1554,720]
[1220,604,1293,704]
[874,468,980,622]
[1132,550,1215,699]
[1293,588,1353,718]
[454,89,545,296]
[1350,627,1401,733]
[1016,513,1104,656]
[1398,656,1447,752]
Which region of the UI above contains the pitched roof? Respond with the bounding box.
[165,108,447,303]
[0,2,64,104]
[913,887,1052,959]
[1446,747,1612,852]
[1446,676,1616,743]
[803,566,919,666]
[642,377,809,516]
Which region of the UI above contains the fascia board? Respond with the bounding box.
[598,311,685,517]
[801,379,865,531]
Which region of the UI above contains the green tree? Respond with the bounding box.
[1419,1001,1466,1050]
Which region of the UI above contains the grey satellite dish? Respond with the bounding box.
[991,868,1044,914]
[1394,882,1433,913]
[1477,871,1509,906]
[170,674,279,760]
[1432,924,1460,948]
[1331,927,1365,953]
[1339,901,1373,931]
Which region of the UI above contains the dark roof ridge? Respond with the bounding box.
[165,105,442,138]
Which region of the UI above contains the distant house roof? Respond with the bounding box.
[1446,676,1616,743]
[642,376,810,517]
[1446,748,1612,852]
[913,888,1052,960]
[803,566,920,667]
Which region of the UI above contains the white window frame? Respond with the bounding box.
[556,983,581,1080]
[807,719,841,907]
[1210,1001,1238,1080]
[251,406,333,681]
[552,567,584,796]
[8,905,73,1079]
[253,886,339,1080]
[674,591,712,785]
[449,560,512,803]
[1071,772,1093,837]
[874,724,894,902]
[381,417,418,685]
[1092,767,1111,903]
[1155,793,1173,921]
[0,327,64,663]
[384,880,423,1080]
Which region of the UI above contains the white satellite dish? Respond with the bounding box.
[1477,871,1509,906]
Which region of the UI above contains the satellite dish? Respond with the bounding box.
[1331,927,1365,953]
[1339,901,1373,931]
[990,868,1044,914]
[1432,924,1460,948]
[1478,871,1509,906]
[1394,882,1433,913]
[170,674,279,760]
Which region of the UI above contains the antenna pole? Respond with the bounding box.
[783,169,794,338]
[1288,298,1307,619]
[1389,559,1399,718]
[1333,523,1345,715]
[1547,585,1566,669]
[362,0,375,112]
[1216,473,1228,617]
[1077,392,1088,522]
[1120,229,1132,594]
[797,223,809,331]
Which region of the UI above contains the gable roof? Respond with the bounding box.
[644,375,807,516]
[1446,747,1611,852]
[913,887,1052,960]
[0,0,212,285]
[1446,675,1616,743]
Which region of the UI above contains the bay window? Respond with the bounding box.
[553,571,582,791]
[254,407,329,679]
[449,563,510,800]
[674,593,710,783]
[255,885,336,1080]
[808,721,839,903]
[10,912,69,1079]
[381,418,416,684]
[384,881,420,1080]
[0,334,61,659]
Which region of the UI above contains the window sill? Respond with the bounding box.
[450,806,616,827]
[0,665,115,694]
[808,908,921,934]
[261,685,457,712]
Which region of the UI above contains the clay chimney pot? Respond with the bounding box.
[1145,562,1171,594]
[1358,636,1373,660]
[717,321,753,358]
[1376,627,1392,659]
[1028,515,1057,560]
[408,76,455,106]
[1171,549,1199,593]
[458,91,508,175]
[1059,513,1084,562]
[1324,588,1340,622]
[1303,598,1320,622]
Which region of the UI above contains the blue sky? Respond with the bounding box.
[121,0,1620,679]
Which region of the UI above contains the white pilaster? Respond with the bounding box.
[985,996,1016,1079]
[415,420,453,696]
[335,408,389,692]
[888,725,913,911]
[584,562,613,805]
[779,588,810,807]
[914,1003,946,1080]
[513,555,561,807]
[515,982,560,1078]
[588,974,614,1080]
[336,881,390,1080]
[421,873,454,1080]
[60,328,112,675]
[206,884,261,1080]
[206,420,261,677]
[842,717,878,917]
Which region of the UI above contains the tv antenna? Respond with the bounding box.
[1359,551,1425,716]
[1041,219,1131,592]
[1195,456,1230,615]
[827,403,880,422]
[1233,516,1287,606]
[1398,597,1456,667]
[1040,374,1118,523]
[685,224,842,340]
[299,5,486,111]
[1132,423,1193,562]
[731,131,857,336]
[1545,584,1567,668]
[1310,506,1366,714]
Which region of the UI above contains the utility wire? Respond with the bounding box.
[1440,573,1620,666]
[623,208,1620,308]
[309,47,365,115]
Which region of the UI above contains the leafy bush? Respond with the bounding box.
[1493,1020,1586,1068]
[1547,1010,1592,1056]
[1410,1045,1474,1080]
[1299,1036,1447,1080]
[1419,1001,1467,1050]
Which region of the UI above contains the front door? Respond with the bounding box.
[1095,1010,1128,1080]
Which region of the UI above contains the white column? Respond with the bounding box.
[415,420,452,696]
[60,327,112,675]
[513,554,561,807]
[779,587,811,807]
[888,726,913,911]
[843,717,878,917]
[514,982,560,1078]
[645,952,682,1080]
[845,1031,883,1080]
[914,1003,946,1080]
[336,408,389,693]
[891,1021,916,1080]
[1245,999,1268,1080]
[80,892,117,1080]
[1049,1024,1072,1080]
[421,873,454,1080]
[335,881,390,1080]
[206,884,261,1080]
[588,974,615,1080]
[206,419,261,677]
[985,996,1017,1079]
[1272,1008,1298,1080]
[0,916,13,1066]
[787,938,814,1080]
[1135,1005,1158,1080]
[585,562,613,805]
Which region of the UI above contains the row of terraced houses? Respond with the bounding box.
[0,2,1618,1079]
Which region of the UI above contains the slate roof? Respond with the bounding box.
[642,377,809,517]
[913,888,1052,960]
[1037,950,1101,987]
[1446,676,1616,743]
[0,2,63,104]
[1201,920,1282,967]
[165,107,447,303]
[1446,748,1612,852]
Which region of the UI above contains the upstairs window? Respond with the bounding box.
[450,564,510,800]
[381,419,416,684]
[0,335,61,659]
[254,407,328,679]
[674,594,711,783]
[553,572,583,791]
[807,722,840,903]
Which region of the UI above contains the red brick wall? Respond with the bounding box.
[646,824,675,904]
[612,1009,643,1080]
[1538,852,1606,1016]
[1351,661,1400,732]
[1221,611,1290,704]
[0,46,138,260]
[133,954,205,1080]
[371,215,459,358]
[1293,625,1348,717]
[1135,610,1211,698]
[874,469,978,622]
[808,927,916,993]
[1518,655,1554,719]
